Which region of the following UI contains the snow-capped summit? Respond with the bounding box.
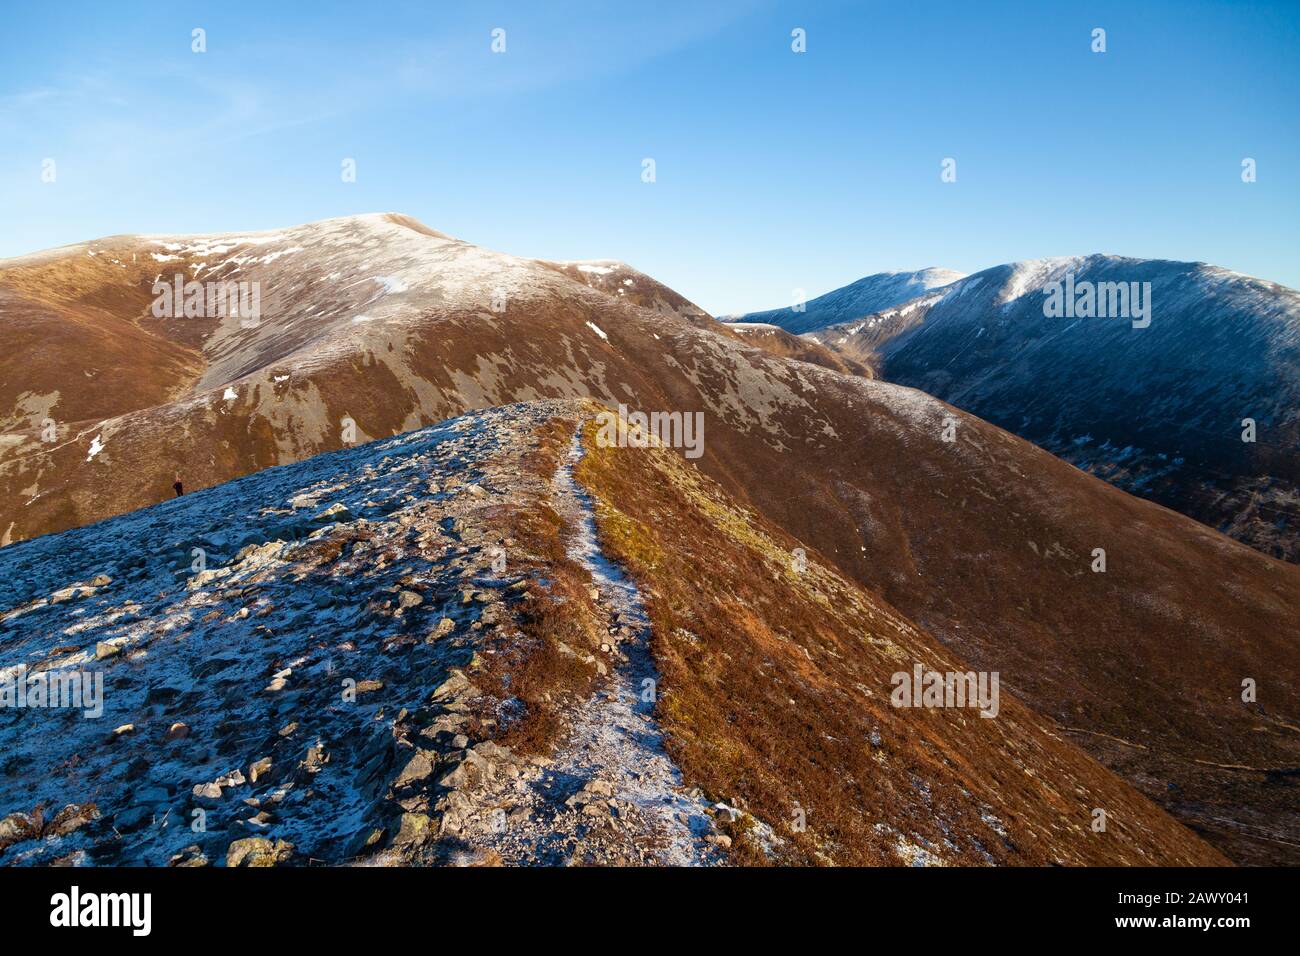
[723,267,966,335]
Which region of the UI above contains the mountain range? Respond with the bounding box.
[1,215,1296,866]
[740,256,1300,563]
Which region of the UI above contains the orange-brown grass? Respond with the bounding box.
[574,422,1229,867]
[476,574,600,756]
[473,418,606,756]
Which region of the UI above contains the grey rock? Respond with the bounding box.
[393,813,432,846]
[394,750,436,788]
[192,782,224,803]
[226,837,294,867]
[430,670,473,702]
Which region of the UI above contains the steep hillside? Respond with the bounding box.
[2,218,1296,864]
[1,402,698,866]
[576,413,1228,865]
[0,213,713,546]
[0,401,1225,866]
[808,256,1300,562]
[716,322,874,377]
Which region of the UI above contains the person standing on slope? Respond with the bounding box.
[173,476,184,497]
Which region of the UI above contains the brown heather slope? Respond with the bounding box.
[0,252,203,429]
[0,214,722,543]
[574,411,1227,865]
[695,364,1299,865]
[1,214,1296,863]
[713,322,874,377]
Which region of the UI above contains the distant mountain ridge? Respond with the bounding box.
[797,254,1300,562]
[722,267,965,334]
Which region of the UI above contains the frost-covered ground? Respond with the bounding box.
[452,429,723,866]
[0,401,727,867]
[0,405,515,865]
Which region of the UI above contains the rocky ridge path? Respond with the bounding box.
[448,427,724,866]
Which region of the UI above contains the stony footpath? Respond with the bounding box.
[444,429,724,866]
[0,401,727,867]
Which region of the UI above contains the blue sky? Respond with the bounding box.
[2,0,1297,314]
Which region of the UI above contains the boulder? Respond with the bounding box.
[394,750,436,788]
[46,803,100,837]
[473,741,515,763]
[429,670,473,702]
[421,713,467,738]
[0,812,39,852]
[192,782,224,803]
[216,769,246,788]
[168,845,209,867]
[226,837,294,867]
[438,750,493,791]
[344,826,385,859]
[165,722,190,742]
[436,791,475,835]
[50,585,91,604]
[392,813,431,846]
[113,805,154,833]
